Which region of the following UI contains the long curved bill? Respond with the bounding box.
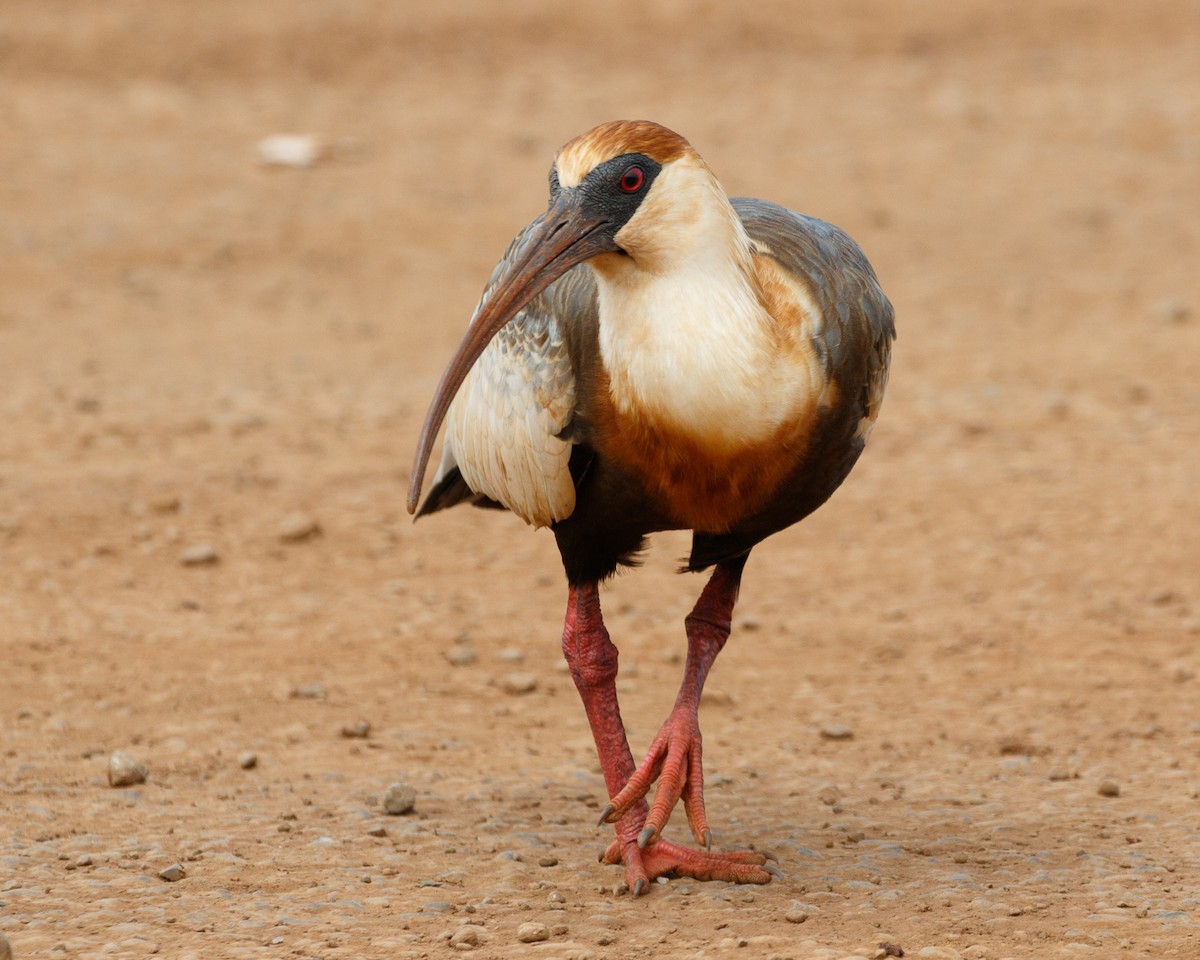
[406,192,615,515]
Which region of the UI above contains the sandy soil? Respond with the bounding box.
[3,2,1200,958]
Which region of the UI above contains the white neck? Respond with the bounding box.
[589,179,799,451]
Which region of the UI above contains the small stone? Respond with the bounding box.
[449,927,483,950]
[367,826,388,838]
[444,645,477,667]
[76,854,93,867]
[816,784,842,806]
[180,543,218,566]
[257,134,322,168]
[107,751,149,787]
[238,751,258,770]
[784,901,818,924]
[538,855,559,867]
[516,922,550,943]
[290,683,327,700]
[819,723,854,741]
[158,863,186,882]
[340,720,371,739]
[150,494,182,514]
[279,513,321,543]
[383,782,416,815]
[1098,780,1121,797]
[502,673,538,696]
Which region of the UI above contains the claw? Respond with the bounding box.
[764,863,784,880]
[703,829,712,851]
[637,825,657,848]
[763,849,779,863]
[633,877,646,897]
[597,803,614,827]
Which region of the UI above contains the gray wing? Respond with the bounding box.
[418,218,598,528]
[733,197,895,442]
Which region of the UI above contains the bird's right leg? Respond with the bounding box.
[562,582,773,894]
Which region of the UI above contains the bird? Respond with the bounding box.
[407,120,894,896]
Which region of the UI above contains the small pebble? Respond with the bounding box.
[367,826,388,838]
[449,927,483,950]
[1098,780,1121,797]
[819,723,855,741]
[516,922,550,943]
[158,863,186,882]
[257,134,322,168]
[444,645,477,667]
[538,855,559,867]
[502,673,538,696]
[278,513,321,543]
[107,751,149,787]
[290,683,327,700]
[76,854,93,867]
[340,720,371,739]
[383,782,416,815]
[180,543,219,566]
[784,905,809,924]
[238,751,258,770]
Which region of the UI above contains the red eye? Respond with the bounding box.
[619,165,645,193]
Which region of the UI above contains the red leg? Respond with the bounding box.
[602,558,747,848]
[562,574,776,894]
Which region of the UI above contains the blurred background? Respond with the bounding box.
[2,1,1199,955]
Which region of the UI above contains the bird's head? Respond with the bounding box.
[407,121,739,513]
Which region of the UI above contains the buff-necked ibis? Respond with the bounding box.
[408,120,895,895]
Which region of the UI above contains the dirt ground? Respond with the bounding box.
[2,2,1199,958]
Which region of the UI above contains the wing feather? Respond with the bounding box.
[420,218,596,527]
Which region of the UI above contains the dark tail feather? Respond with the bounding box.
[415,467,506,519]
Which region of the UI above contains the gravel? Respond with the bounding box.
[449,926,484,949]
[179,543,219,566]
[383,783,416,815]
[278,513,321,543]
[107,751,149,787]
[157,863,186,882]
[502,673,538,695]
[516,921,550,943]
[820,723,855,741]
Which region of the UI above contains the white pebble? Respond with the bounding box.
[180,543,219,566]
[257,134,322,168]
[502,673,538,695]
[278,513,321,542]
[107,751,149,787]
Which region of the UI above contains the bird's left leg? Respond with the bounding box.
[563,576,774,894]
[601,555,749,850]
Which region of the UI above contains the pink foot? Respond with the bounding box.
[600,705,710,848]
[601,831,778,896]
